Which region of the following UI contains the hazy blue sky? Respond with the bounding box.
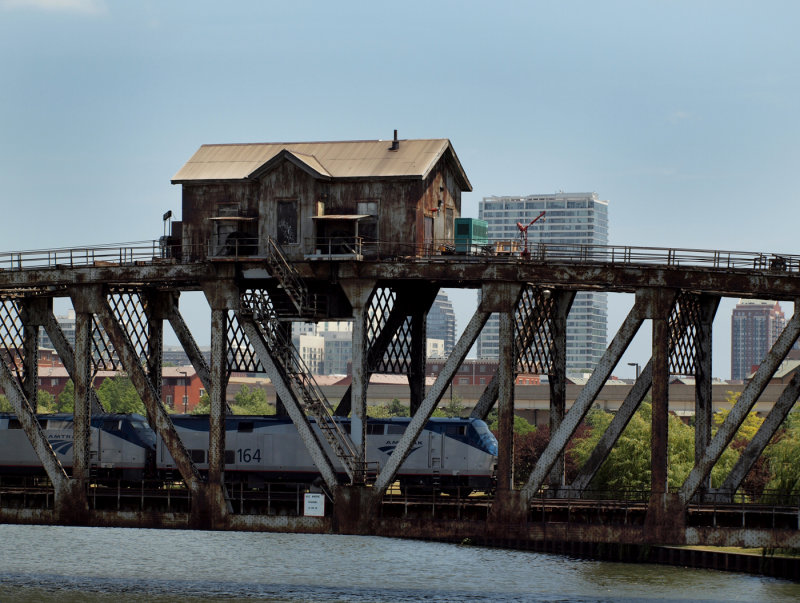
[2,1,798,379]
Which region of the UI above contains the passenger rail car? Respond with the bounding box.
[160,416,498,493]
[0,413,155,482]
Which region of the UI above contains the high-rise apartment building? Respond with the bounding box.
[426,291,457,357]
[731,299,785,380]
[476,192,609,373]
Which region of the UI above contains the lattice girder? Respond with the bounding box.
[514,286,556,374]
[366,287,417,375]
[668,291,702,376]
[0,298,26,387]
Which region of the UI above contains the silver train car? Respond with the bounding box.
[0,413,498,494]
[160,416,498,493]
[0,413,156,482]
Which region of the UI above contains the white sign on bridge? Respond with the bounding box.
[304,492,325,517]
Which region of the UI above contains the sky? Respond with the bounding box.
[1,0,799,379]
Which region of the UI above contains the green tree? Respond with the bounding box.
[96,376,146,415]
[57,380,75,412]
[387,398,408,417]
[230,385,274,415]
[763,411,800,502]
[191,392,210,414]
[0,394,11,412]
[570,403,737,496]
[36,390,56,414]
[439,394,466,418]
[486,409,536,435]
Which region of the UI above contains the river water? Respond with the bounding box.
[0,525,797,602]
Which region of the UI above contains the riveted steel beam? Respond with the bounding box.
[720,368,800,496]
[72,310,92,487]
[238,314,339,490]
[27,297,104,413]
[519,293,647,504]
[165,294,212,391]
[680,305,800,505]
[92,290,202,494]
[334,285,438,417]
[570,360,654,493]
[0,351,69,493]
[339,280,376,467]
[548,290,574,490]
[496,311,516,491]
[694,295,720,497]
[650,290,677,496]
[470,289,575,421]
[370,305,491,498]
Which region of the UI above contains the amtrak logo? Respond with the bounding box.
[378,442,423,455]
[49,439,74,455]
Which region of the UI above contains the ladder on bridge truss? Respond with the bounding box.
[263,237,324,319]
[241,290,365,485]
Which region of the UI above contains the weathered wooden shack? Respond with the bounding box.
[170,132,472,261]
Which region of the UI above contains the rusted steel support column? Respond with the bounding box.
[238,315,339,490]
[548,291,571,490]
[208,308,228,489]
[274,321,291,417]
[694,296,719,497]
[519,294,646,504]
[339,280,375,467]
[72,310,92,488]
[408,306,428,416]
[93,290,202,494]
[650,292,673,497]
[721,367,800,495]
[32,298,103,413]
[20,305,39,413]
[202,282,237,522]
[570,361,653,493]
[680,305,800,505]
[145,293,164,426]
[370,306,491,499]
[0,349,70,498]
[334,301,403,417]
[496,310,515,491]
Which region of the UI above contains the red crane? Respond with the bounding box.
[517,211,546,259]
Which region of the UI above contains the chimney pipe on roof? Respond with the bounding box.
[390,129,399,151]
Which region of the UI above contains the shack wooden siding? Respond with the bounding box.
[180,181,257,261]
[257,161,319,259]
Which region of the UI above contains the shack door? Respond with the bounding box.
[423,216,434,255]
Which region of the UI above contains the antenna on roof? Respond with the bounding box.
[390,129,399,151]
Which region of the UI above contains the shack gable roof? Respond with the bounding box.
[171,138,472,191]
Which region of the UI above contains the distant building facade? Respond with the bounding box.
[476,192,609,373]
[426,291,457,357]
[731,299,786,380]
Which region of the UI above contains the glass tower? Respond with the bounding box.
[476,192,609,374]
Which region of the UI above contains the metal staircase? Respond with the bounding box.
[263,237,324,319]
[241,288,365,484]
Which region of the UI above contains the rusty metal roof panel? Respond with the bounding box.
[172,139,471,190]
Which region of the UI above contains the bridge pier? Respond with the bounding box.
[333,485,373,534]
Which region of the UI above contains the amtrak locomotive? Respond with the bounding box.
[0,413,156,482]
[0,414,497,494]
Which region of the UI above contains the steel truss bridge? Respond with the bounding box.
[0,239,799,550]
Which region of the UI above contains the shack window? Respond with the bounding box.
[277,200,298,244]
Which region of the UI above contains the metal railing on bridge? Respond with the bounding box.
[1,238,799,275]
